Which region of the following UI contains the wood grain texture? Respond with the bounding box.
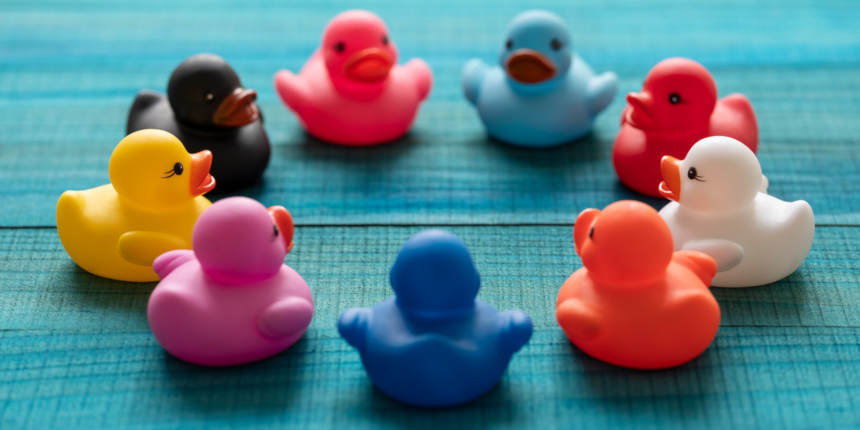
[1,1,859,226]
[0,0,858,428]
[0,226,858,429]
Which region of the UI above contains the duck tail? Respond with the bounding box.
[126,90,163,133]
[720,93,753,116]
[720,93,758,150]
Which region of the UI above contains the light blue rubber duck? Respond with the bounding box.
[463,10,618,147]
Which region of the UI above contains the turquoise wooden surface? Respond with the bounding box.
[1,0,858,429]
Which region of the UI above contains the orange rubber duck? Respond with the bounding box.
[556,200,720,369]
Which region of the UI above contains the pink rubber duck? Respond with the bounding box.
[274,10,432,145]
[147,196,313,366]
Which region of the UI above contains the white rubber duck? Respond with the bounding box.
[658,136,814,287]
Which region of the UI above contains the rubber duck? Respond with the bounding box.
[147,196,313,366]
[556,200,720,369]
[338,230,532,407]
[274,10,432,145]
[462,10,617,147]
[613,58,758,196]
[127,53,269,192]
[57,129,215,282]
[658,136,815,287]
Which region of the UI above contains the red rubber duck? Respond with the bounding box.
[556,200,721,369]
[613,58,758,196]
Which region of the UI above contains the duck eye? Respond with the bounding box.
[273,224,279,238]
[589,226,594,240]
[505,39,513,50]
[162,162,183,179]
[334,41,345,53]
[204,93,214,102]
[551,38,562,51]
[382,35,389,45]
[687,167,697,180]
[668,93,682,104]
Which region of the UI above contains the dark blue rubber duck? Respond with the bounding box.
[126,53,270,192]
[338,230,533,407]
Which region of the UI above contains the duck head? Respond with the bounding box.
[390,230,481,319]
[167,53,260,129]
[660,136,763,213]
[322,10,397,92]
[625,58,717,131]
[500,10,572,91]
[109,129,215,211]
[574,201,674,287]
[192,197,294,285]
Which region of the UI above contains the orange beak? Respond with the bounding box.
[189,150,215,196]
[268,205,294,254]
[344,48,394,82]
[658,156,682,201]
[506,49,556,84]
[212,88,259,127]
[573,208,600,256]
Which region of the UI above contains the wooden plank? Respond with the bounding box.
[0,225,858,428]
[1,65,858,227]
[0,0,858,227]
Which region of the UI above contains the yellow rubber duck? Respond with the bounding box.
[57,129,215,282]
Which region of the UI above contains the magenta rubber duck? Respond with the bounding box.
[274,10,432,145]
[147,196,313,366]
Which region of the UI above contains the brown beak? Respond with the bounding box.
[212,88,259,127]
[506,49,556,84]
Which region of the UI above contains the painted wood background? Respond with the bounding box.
[0,0,858,428]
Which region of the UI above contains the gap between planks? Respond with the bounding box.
[1,223,858,230]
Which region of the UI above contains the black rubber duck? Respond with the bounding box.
[127,53,270,192]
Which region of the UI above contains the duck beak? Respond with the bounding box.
[212,88,259,127]
[659,156,682,201]
[344,48,394,82]
[189,150,215,196]
[268,205,294,254]
[506,49,556,84]
[573,208,600,256]
[625,92,653,127]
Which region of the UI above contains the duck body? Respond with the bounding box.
[556,200,719,369]
[274,10,432,145]
[338,229,531,407]
[557,255,720,369]
[147,197,313,366]
[463,10,616,147]
[660,197,814,287]
[342,297,529,407]
[613,58,758,196]
[658,136,814,287]
[275,53,430,144]
[127,92,269,191]
[463,55,617,146]
[57,185,208,282]
[148,251,313,366]
[57,129,214,282]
